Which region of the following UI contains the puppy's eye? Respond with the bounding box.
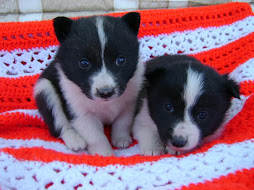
[198,111,208,119]
[79,58,91,69]
[164,104,174,112]
[116,56,126,66]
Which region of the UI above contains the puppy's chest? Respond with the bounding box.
[89,101,124,123]
[65,87,132,124]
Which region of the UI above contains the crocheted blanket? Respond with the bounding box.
[0,2,254,190]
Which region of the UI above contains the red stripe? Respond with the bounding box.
[2,95,254,166]
[182,168,254,190]
[0,75,39,113]
[0,32,253,113]
[0,77,252,114]
[240,81,254,96]
[192,33,254,74]
[0,3,252,51]
[2,147,166,167]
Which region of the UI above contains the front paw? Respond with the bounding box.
[88,143,113,156]
[62,132,87,152]
[111,135,132,149]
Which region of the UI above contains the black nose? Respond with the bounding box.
[171,136,187,148]
[96,88,115,99]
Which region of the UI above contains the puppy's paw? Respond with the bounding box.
[165,147,184,156]
[62,131,87,152]
[111,135,132,149]
[88,143,113,156]
[141,146,165,156]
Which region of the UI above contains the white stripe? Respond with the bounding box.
[1,17,254,78]
[19,13,43,22]
[18,0,42,13]
[0,138,73,154]
[0,95,249,157]
[229,58,254,83]
[0,138,140,156]
[96,17,107,66]
[114,0,139,10]
[0,139,253,190]
[184,68,204,110]
[0,109,41,118]
[139,16,254,60]
[174,68,204,150]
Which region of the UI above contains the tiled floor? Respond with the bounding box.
[0,3,253,23]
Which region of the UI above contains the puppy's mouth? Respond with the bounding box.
[166,135,199,152]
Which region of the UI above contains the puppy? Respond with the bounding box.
[34,12,144,156]
[133,55,240,156]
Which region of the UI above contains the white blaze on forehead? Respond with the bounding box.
[96,17,107,65]
[184,67,204,109]
[172,67,204,150]
[92,17,117,98]
[90,66,117,98]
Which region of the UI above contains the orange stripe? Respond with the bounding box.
[192,33,254,74]
[137,2,253,38]
[0,3,252,51]
[1,95,254,166]
[182,168,254,190]
[0,75,39,113]
[0,74,252,114]
[2,147,167,167]
[240,81,254,96]
[0,114,60,142]
[0,33,253,113]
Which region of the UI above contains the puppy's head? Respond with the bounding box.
[53,12,140,101]
[145,55,240,153]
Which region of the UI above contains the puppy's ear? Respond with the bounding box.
[222,74,240,99]
[121,12,140,36]
[145,66,165,85]
[53,17,73,43]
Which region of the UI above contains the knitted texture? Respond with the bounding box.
[0,2,254,190]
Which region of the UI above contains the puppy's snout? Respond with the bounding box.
[171,135,187,148]
[96,87,115,99]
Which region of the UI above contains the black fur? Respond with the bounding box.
[35,13,140,139]
[54,15,140,98]
[144,55,240,145]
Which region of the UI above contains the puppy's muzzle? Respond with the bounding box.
[171,135,187,148]
[96,87,115,99]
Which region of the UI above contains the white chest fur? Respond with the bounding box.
[57,62,144,124]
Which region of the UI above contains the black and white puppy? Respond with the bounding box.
[34,13,144,156]
[133,55,240,156]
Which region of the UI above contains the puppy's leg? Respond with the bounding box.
[133,99,164,156]
[111,107,134,149]
[34,79,87,152]
[72,115,113,156]
[61,127,87,152]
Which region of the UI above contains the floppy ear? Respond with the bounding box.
[121,12,140,36]
[53,17,73,43]
[145,66,165,85]
[222,74,240,99]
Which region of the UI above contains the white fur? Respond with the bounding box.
[34,78,69,133]
[57,58,145,155]
[90,17,118,100]
[90,66,118,100]
[169,67,204,151]
[34,78,87,152]
[133,98,164,156]
[96,17,107,63]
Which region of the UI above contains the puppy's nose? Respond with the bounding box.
[96,87,115,99]
[171,135,187,148]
